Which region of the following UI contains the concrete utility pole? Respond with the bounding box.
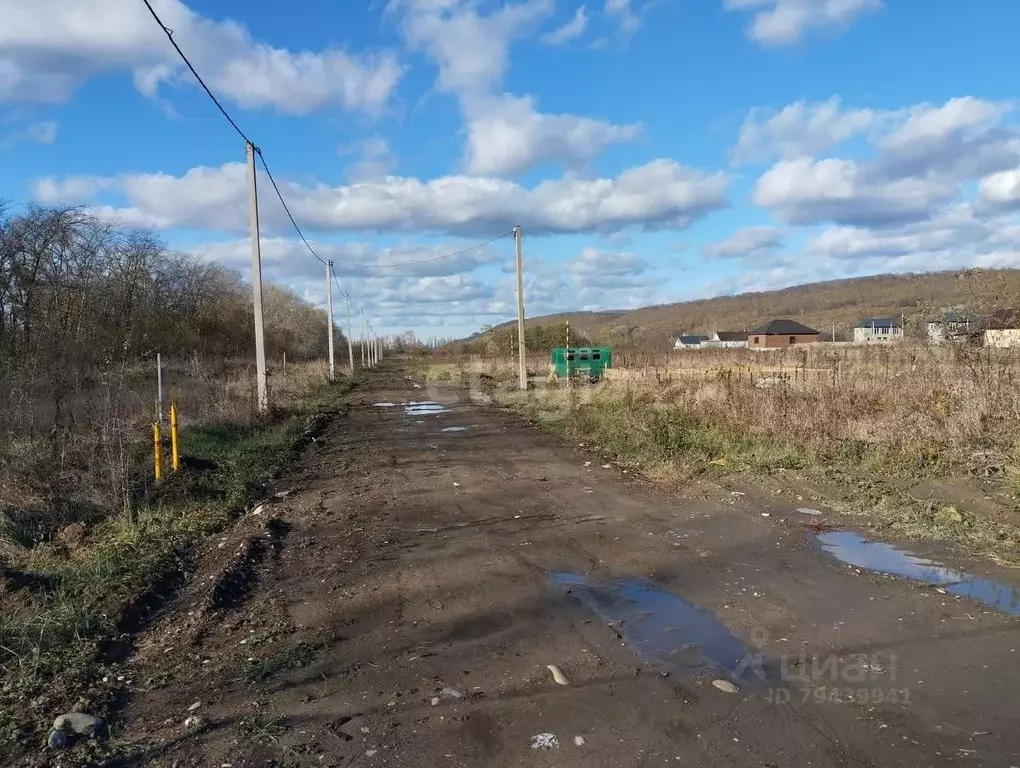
[343,292,355,374]
[326,260,335,382]
[363,312,371,371]
[513,225,527,391]
[246,141,269,414]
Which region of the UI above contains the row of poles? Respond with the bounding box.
[246,142,384,415]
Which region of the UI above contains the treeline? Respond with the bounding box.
[0,203,341,379]
[447,322,592,355]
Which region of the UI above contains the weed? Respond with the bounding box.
[239,713,287,746]
[243,644,315,684]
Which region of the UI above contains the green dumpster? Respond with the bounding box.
[551,347,612,380]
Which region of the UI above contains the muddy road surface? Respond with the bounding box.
[122,367,1020,767]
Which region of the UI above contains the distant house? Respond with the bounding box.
[927,311,978,344]
[748,320,820,349]
[673,334,708,350]
[985,309,1020,348]
[854,318,903,343]
[703,331,749,349]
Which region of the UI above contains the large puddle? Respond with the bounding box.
[550,571,771,682]
[818,531,1020,615]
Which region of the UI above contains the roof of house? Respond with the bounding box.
[930,310,976,324]
[986,308,1020,331]
[749,319,820,336]
[716,331,749,342]
[677,335,705,345]
[857,318,901,329]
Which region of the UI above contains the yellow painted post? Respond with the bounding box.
[170,403,180,472]
[153,421,163,481]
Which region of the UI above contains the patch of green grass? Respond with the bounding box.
[243,644,314,684]
[239,713,287,746]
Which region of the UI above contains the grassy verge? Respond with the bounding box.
[0,376,358,762]
[486,376,1020,561]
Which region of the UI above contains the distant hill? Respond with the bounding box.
[459,269,1020,351]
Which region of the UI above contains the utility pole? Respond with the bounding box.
[326,260,335,382]
[246,141,269,415]
[513,225,527,390]
[363,308,371,369]
[343,292,355,374]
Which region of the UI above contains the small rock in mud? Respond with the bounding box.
[573,736,586,746]
[187,701,202,711]
[52,712,104,737]
[440,687,463,699]
[547,665,570,685]
[184,715,207,729]
[48,712,105,749]
[711,679,739,694]
[531,733,559,750]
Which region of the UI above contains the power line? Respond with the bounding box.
[256,150,328,266]
[141,0,327,269]
[340,232,513,271]
[140,0,253,146]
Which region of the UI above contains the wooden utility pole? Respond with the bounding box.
[326,260,336,382]
[246,141,269,414]
[514,225,527,390]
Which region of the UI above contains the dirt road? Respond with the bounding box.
[122,366,1020,767]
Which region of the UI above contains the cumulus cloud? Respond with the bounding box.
[388,0,552,96]
[980,168,1020,209]
[733,98,877,164]
[388,0,634,177]
[542,5,589,44]
[724,0,882,46]
[463,94,640,175]
[704,226,783,259]
[35,158,728,236]
[0,0,402,114]
[568,246,651,288]
[747,97,1020,228]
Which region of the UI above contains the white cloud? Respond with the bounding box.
[725,0,882,46]
[746,97,1020,227]
[605,0,642,35]
[980,168,1020,208]
[734,98,876,164]
[753,156,955,226]
[1,119,57,148]
[341,137,397,182]
[568,246,651,288]
[388,0,553,96]
[35,158,728,237]
[463,93,640,176]
[705,226,783,259]
[0,0,402,114]
[389,0,634,177]
[542,5,588,44]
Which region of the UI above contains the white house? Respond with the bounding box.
[853,318,903,343]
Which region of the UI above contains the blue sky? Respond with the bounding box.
[4,0,1020,338]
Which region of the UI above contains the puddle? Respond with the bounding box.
[372,402,396,407]
[441,427,468,433]
[404,401,450,416]
[818,531,1020,615]
[549,571,771,682]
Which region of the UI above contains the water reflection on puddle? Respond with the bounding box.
[441,427,468,433]
[371,401,451,416]
[549,571,771,682]
[818,531,1020,615]
[405,402,450,416]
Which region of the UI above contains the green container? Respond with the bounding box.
[551,347,612,380]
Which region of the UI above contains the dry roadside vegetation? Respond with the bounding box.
[425,342,1020,560]
[0,203,354,763]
